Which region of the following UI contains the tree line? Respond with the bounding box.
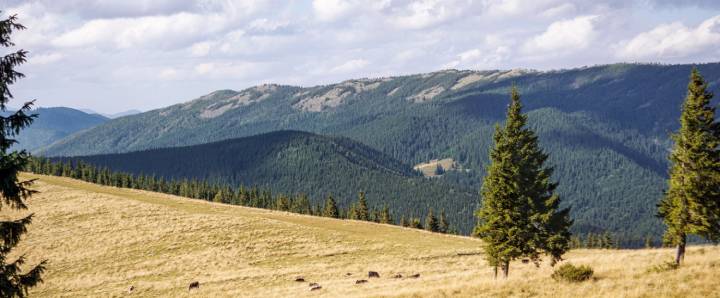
[25,157,457,234]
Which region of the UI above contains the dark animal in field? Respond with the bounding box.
[392,274,403,278]
[309,282,319,287]
[295,276,305,282]
[355,279,368,284]
[310,285,322,291]
[127,285,134,293]
[368,271,380,278]
[188,281,200,290]
[345,273,352,276]
[521,259,530,264]
[408,273,420,278]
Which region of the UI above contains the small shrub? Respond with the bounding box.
[647,260,679,273]
[551,263,594,282]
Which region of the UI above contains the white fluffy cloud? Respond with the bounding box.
[618,15,720,60]
[52,13,229,49]
[523,15,598,53]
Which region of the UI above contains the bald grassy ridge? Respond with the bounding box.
[7,174,720,297]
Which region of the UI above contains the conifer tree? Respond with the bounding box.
[474,87,572,278]
[425,208,439,232]
[323,195,339,218]
[658,68,720,265]
[438,210,449,233]
[379,204,392,224]
[0,13,46,297]
[355,192,369,221]
[275,195,290,211]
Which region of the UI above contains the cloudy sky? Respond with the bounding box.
[3,0,720,113]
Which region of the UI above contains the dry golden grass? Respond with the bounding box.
[413,158,457,177]
[7,174,720,297]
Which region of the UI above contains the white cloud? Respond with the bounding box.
[389,0,463,30]
[190,41,213,57]
[523,15,597,53]
[194,63,215,75]
[329,59,369,74]
[159,67,180,80]
[28,52,64,65]
[52,13,230,49]
[617,15,720,60]
[458,49,483,62]
[312,0,356,22]
[541,3,576,18]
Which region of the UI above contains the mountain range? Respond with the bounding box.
[35,63,720,246]
[6,107,108,152]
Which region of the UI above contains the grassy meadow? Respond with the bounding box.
[6,174,720,297]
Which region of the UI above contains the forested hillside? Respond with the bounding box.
[40,63,720,246]
[52,131,476,232]
[4,107,107,152]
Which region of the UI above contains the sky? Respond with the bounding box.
[2,0,720,114]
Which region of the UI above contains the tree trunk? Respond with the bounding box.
[493,265,498,279]
[501,260,509,278]
[675,233,686,265]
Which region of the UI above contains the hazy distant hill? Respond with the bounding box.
[8,107,108,152]
[40,63,720,245]
[56,130,476,231]
[79,108,142,119]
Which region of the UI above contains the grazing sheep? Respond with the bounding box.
[368,271,380,278]
[310,285,322,291]
[392,274,403,279]
[355,279,368,284]
[295,276,305,282]
[408,273,420,278]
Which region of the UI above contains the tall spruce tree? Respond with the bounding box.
[438,210,449,234]
[323,195,339,218]
[475,87,571,278]
[379,204,392,224]
[0,13,46,297]
[658,68,720,265]
[425,208,439,232]
[355,192,369,221]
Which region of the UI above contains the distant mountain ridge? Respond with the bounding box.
[79,108,142,119]
[6,107,108,152]
[40,62,720,246]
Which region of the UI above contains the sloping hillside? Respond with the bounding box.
[8,107,108,152]
[38,63,720,244]
[52,130,476,230]
[14,174,720,297]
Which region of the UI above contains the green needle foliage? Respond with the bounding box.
[323,195,339,218]
[355,192,369,221]
[475,87,572,278]
[425,208,439,232]
[658,68,720,266]
[0,13,46,297]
